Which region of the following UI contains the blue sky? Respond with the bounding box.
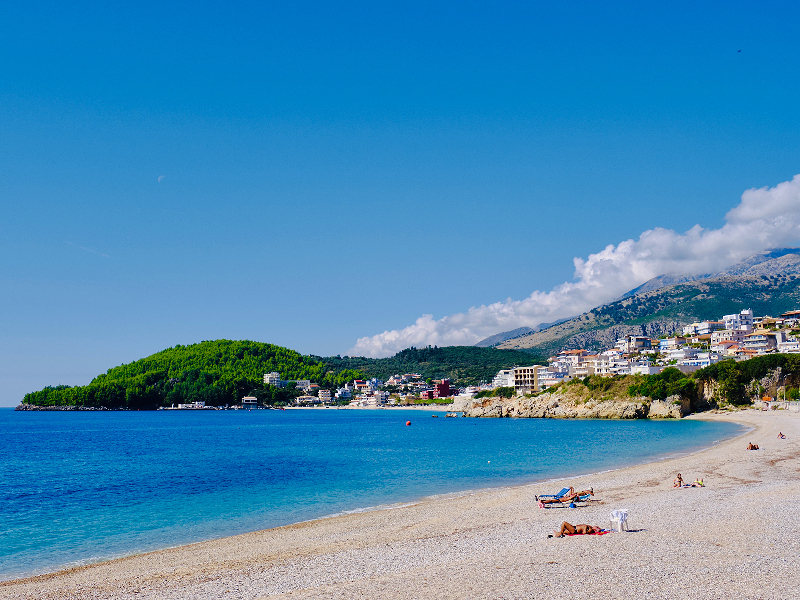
[2,1,800,405]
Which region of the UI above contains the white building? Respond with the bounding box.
[295,395,320,405]
[711,329,745,345]
[492,369,514,389]
[723,308,754,333]
[659,337,687,351]
[631,363,662,375]
[372,391,389,405]
[177,401,206,409]
[683,321,726,336]
[666,347,699,362]
[679,352,720,368]
[537,367,570,390]
[318,389,332,404]
[263,372,281,386]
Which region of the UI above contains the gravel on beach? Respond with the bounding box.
[3,410,798,600]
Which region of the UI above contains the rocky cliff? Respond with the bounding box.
[463,392,684,419]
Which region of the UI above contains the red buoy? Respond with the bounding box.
[406,420,411,426]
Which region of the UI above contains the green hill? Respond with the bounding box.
[321,346,546,386]
[22,340,365,410]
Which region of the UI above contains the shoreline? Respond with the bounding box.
[3,409,798,599]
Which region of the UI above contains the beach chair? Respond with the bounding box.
[538,487,571,501]
[572,492,593,505]
[610,509,629,532]
[537,487,593,508]
[536,487,571,507]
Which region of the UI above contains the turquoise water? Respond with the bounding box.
[0,408,743,580]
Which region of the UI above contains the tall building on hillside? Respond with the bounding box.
[723,308,754,333]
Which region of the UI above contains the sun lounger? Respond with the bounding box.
[537,487,571,501]
[537,489,593,509]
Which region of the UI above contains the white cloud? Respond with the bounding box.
[347,174,800,358]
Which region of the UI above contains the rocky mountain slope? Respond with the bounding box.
[495,251,800,357]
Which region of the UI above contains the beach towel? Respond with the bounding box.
[551,529,611,537]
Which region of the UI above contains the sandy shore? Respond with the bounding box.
[4,409,799,600]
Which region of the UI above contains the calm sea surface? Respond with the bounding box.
[0,407,744,580]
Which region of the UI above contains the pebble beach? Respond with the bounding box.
[3,409,798,600]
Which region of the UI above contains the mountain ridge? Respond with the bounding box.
[494,249,800,356]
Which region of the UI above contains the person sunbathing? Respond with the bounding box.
[747,443,759,450]
[537,488,593,505]
[690,478,704,487]
[673,473,683,487]
[553,522,601,537]
[778,432,786,439]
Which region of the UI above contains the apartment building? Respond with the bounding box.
[723,308,754,332]
[682,321,725,336]
[711,329,745,345]
[513,366,543,394]
[492,369,514,389]
[743,331,778,353]
[263,372,281,386]
[659,337,687,351]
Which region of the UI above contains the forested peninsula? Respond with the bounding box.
[19,340,545,410]
[21,341,364,410]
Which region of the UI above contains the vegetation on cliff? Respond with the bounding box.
[474,386,515,399]
[695,354,800,405]
[626,368,698,403]
[512,355,800,412]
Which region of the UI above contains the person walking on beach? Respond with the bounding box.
[553,522,601,537]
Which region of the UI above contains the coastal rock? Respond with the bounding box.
[463,392,681,420]
[648,397,684,419]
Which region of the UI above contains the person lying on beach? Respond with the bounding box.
[690,478,704,487]
[747,443,759,450]
[537,488,593,505]
[673,473,683,487]
[553,522,601,537]
[779,432,786,439]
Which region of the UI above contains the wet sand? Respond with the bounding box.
[3,409,798,600]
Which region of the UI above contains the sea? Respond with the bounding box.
[0,407,745,581]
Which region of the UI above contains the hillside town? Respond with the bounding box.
[247,308,800,408]
[493,307,800,396]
